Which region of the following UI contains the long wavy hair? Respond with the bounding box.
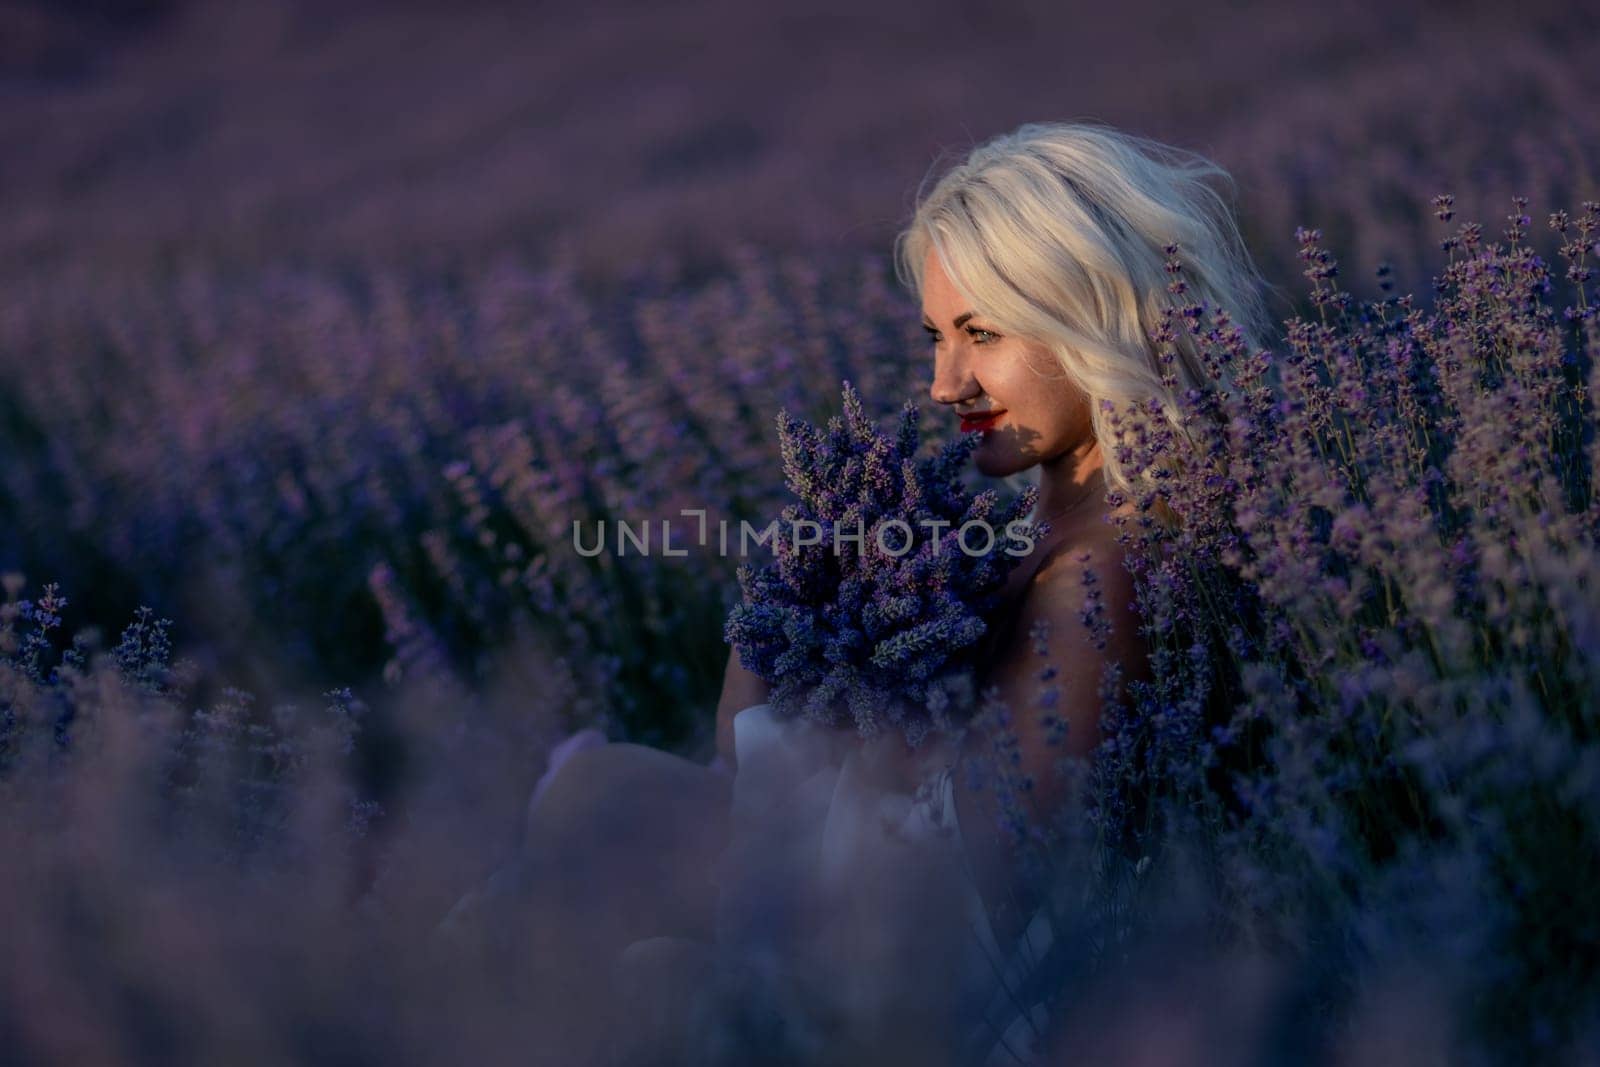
[893,120,1280,515]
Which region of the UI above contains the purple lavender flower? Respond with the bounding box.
[725,381,1037,745]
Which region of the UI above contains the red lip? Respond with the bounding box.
[959,409,1006,433]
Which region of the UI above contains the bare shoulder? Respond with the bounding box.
[1023,506,1140,638]
[978,506,1146,762]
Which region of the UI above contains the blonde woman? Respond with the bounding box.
[464,120,1275,1065]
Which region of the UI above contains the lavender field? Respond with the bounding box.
[2,0,1600,1063]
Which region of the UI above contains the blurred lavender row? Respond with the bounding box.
[2,0,1597,292]
[0,246,935,749]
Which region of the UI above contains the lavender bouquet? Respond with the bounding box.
[724,381,1039,747]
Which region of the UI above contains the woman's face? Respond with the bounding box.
[922,248,1092,478]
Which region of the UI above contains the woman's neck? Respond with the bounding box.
[1032,438,1107,532]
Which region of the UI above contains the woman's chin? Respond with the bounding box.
[973,446,1024,478]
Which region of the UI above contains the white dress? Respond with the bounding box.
[705,702,1057,1066]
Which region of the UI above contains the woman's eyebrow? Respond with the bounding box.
[921,311,976,329]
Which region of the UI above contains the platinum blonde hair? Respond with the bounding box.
[893,121,1277,517]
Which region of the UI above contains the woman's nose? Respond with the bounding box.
[930,351,979,406]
